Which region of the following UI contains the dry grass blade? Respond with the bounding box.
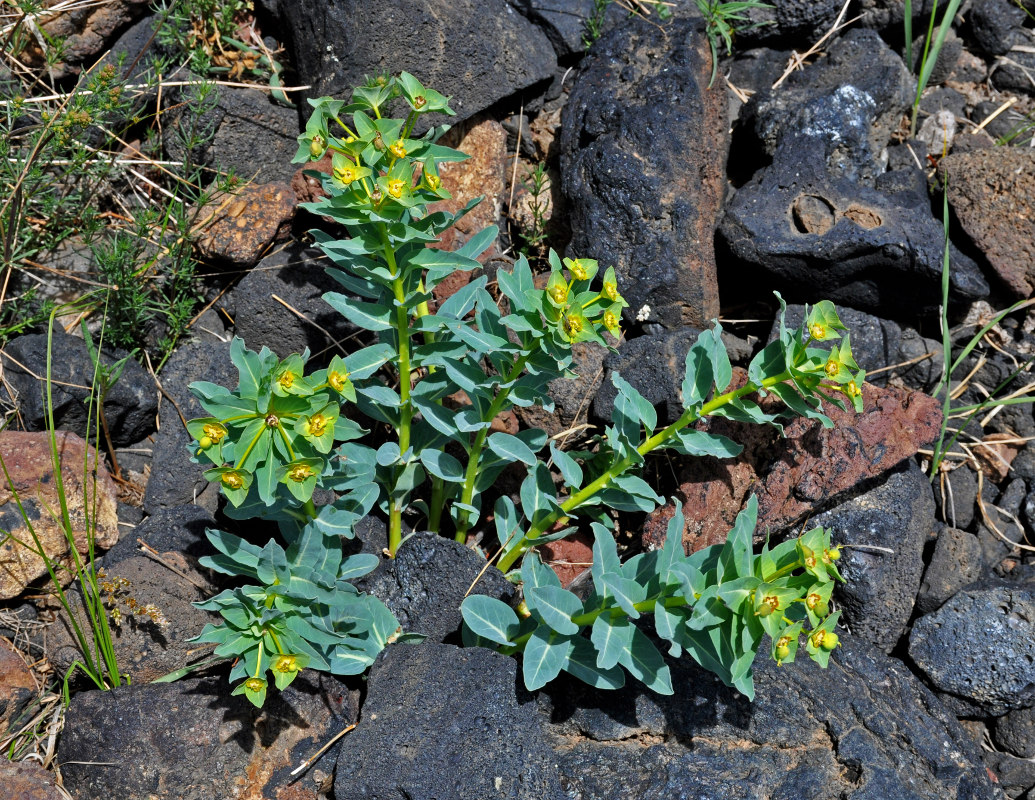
[975,471,1035,553]
[771,0,859,90]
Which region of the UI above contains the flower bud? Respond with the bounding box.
[310,134,326,159]
[821,631,839,651]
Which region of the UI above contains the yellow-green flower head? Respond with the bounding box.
[277,369,296,391]
[274,654,301,674]
[387,178,406,198]
[329,367,350,393]
[200,422,226,449]
[288,463,315,483]
[244,677,267,693]
[824,352,840,377]
[425,173,441,190]
[413,94,427,109]
[562,313,584,339]
[335,163,359,185]
[567,258,588,280]
[550,283,568,305]
[221,470,245,490]
[305,413,329,438]
[809,322,826,341]
[389,139,407,159]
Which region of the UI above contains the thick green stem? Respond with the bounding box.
[428,476,446,534]
[381,225,414,557]
[497,369,795,572]
[453,353,531,543]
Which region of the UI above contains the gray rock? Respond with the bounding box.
[264,0,556,132]
[101,504,216,569]
[142,335,233,514]
[970,0,1027,57]
[917,527,986,613]
[738,0,858,45]
[1,329,157,448]
[746,29,913,183]
[996,706,1035,759]
[356,532,516,643]
[506,0,628,57]
[47,554,215,685]
[223,243,360,359]
[910,579,1035,716]
[544,633,1000,800]
[935,465,979,529]
[984,750,1035,800]
[592,326,702,426]
[720,30,988,315]
[812,461,934,654]
[560,13,726,330]
[58,672,352,800]
[991,50,1035,98]
[335,641,563,800]
[977,484,1027,572]
[164,83,301,184]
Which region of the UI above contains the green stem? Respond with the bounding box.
[497,369,795,572]
[453,353,531,543]
[381,224,413,557]
[428,476,446,534]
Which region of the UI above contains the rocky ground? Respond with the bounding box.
[2,0,1035,798]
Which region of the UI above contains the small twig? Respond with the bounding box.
[974,96,1020,133]
[771,0,859,90]
[290,723,357,776]
[137,538,209,591]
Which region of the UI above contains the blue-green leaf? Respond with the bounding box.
[323,293,393,331]
[487,432,539,466]
[549,441,583,488]
[672,428,743,459]
[460,595,521,646]
[599,572,645,619]
[522,626,574,690]
[526,586,582,635]
[563,636,625,689]
[621,627,673,695]
[419,449,465,483]
[590,614,633,670]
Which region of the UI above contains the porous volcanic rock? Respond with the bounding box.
[560,13,726,330]
[546,633,1001,799]
[193,181,295,269]
[260,0,556,131]
[0,431,118,599]
[0,759,67,800]
[812,461,934,654]
[720,29,988,314]
[917,526,986,614]
[910,579,1035,716]
[356,533,516,643]
[940,148,1035,299]
[335,642,563,800]
[58,672,353,800]
[2,328,157,448]
[643,379,942,552]
[0,639,35,736]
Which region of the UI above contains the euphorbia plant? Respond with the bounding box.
[186,73,865,706]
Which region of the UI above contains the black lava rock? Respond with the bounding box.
[356,532,516,644]
[812,461,934,654]
[909,579,1035,716]
[2,329,157,448]
[335,641,563,800]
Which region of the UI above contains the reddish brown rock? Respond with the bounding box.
[0,431,119,599]
[21,0,150,77]
[431,116,507,263]
[0,639,35,736]
[194,181,295,269]
[940,149,1035,298]
[540,531,594,589]
[0,758,66,800]
[643,380,942,553]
